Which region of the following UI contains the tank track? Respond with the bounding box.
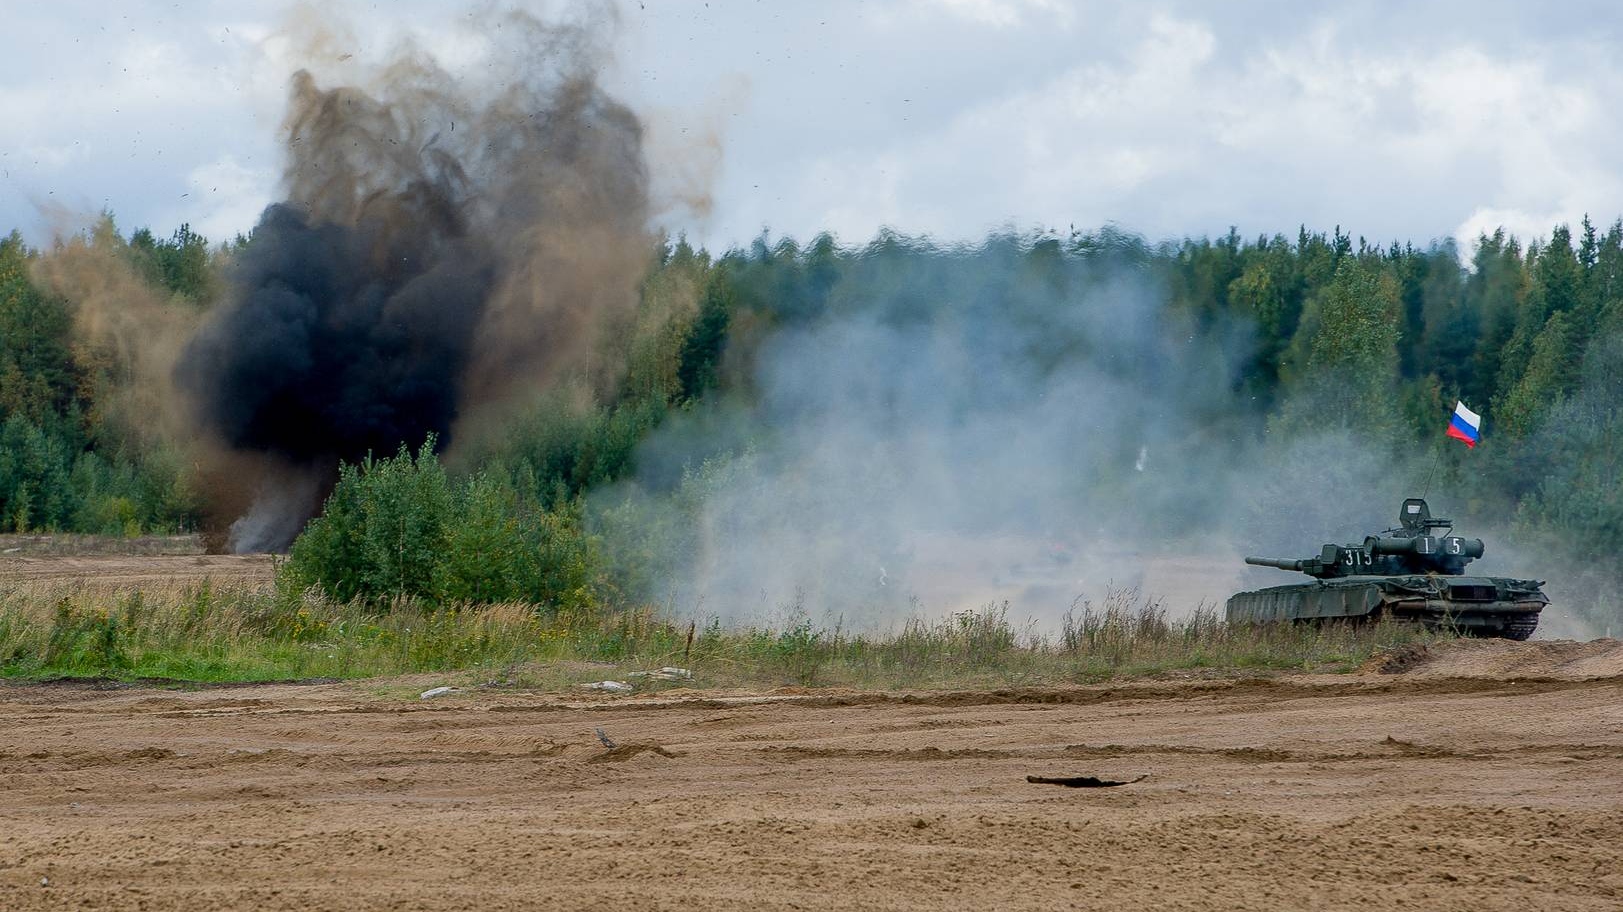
[1500,615,1539,641]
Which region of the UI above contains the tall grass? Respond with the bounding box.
[0,582,1443,688]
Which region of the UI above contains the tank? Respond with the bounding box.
[1226,497,1547,640]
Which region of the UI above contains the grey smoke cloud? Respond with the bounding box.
[597,233,1616,637]
[594,238,1402,628]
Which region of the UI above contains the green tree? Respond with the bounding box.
[1226,238,1302,394]
[128,223,213,301]
[1497,310,1579,438]
[1275,258,1403,436]
[677,269,736,401]
[1509,325,1623,559]
[0,414,78,531]
[1496,226,1580,405]
[1415,242,1475,394]
[0,233,77,424]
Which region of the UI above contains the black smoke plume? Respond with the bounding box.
[180,202,493,463]
[178,10,653,551]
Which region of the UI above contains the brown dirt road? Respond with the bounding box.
[2,643,1622,911]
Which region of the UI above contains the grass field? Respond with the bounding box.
[0,573,1443,688]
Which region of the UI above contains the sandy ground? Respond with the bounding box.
[0,642,1620,911]
[0,552,275,587]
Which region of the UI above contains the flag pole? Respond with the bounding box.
[1426,399,1477,499]
[1420,433,1444,499]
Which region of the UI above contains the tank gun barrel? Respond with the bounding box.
[1246,556,1306,571]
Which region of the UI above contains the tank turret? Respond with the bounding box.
[1227,497,1548,640]
[1244,498,1485,579]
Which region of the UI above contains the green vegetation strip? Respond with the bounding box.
[0,582,1442,688]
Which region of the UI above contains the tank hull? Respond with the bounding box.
[1225,575,1547,640]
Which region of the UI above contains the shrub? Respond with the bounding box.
[284,439,601,611]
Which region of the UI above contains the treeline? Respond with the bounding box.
[1165,222,1620,560]
[1170,221,1622,439]
[0,225,206,535]
[2,216,1618,606]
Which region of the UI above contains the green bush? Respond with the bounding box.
[283,440,600,611]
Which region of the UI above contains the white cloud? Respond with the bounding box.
[781,12,1222,237]
[743,7,1623,249]
[809,152,910,241]
[1453,206,1571,254]
[0,3,284,240]
[169,156,278,244]
[8,2,1623,251]
[907,0,1077,28]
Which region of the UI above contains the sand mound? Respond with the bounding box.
[1364,637,1623,679]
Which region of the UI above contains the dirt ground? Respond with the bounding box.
[0,554,275,588]
[0,642,1620,911]
[0,537,274,588]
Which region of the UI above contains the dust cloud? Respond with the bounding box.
[39,5,656,552]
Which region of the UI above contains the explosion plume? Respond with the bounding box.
[177,8,653,551]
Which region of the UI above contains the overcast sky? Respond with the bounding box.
[4,0,1622,253]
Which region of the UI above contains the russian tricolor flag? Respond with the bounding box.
[1446,401,1482,448]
